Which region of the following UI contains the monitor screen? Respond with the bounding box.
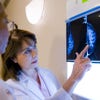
[66,6,100,62]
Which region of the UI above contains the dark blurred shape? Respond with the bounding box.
[1,0,10,8]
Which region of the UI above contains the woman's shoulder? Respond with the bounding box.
[6,79,20,89]
[6,79,16,84]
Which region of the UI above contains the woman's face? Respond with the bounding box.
[14,40,38,71]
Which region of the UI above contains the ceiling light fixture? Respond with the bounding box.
[25,0,44,24]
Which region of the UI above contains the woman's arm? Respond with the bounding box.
[63,45,91,94]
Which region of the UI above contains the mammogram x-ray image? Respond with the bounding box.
[67,7,100,62]
[86,23,96,57]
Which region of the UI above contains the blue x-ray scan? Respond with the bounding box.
[67,33,74,55]
[66,6,100,62]
[67,23,74,55]
[86,23,96,57]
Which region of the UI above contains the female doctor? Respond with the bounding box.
[1,24,91,100]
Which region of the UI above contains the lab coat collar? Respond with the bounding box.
[19,71,45,99]
[37,67,58,96]
[20,66,58,97]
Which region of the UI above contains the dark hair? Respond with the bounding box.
[1,24,37,81]
[0,2,7,20]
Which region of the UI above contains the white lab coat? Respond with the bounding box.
[6,67,72,100]
[0,80,15,100]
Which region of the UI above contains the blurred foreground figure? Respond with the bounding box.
[0,2,14,100]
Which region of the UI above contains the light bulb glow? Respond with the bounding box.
[25,0,44,24]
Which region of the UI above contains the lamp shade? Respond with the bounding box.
[25,0,44,24]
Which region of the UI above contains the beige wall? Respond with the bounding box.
[5,0,67,84]
[66,0,100,19]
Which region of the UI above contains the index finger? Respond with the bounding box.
[79,45,89,58]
